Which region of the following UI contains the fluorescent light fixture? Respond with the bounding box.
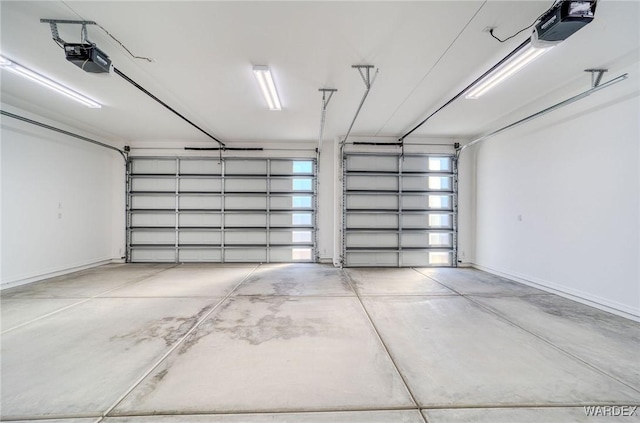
[252,65,282,110]
[0,55,101,108]
[465,43,553,99]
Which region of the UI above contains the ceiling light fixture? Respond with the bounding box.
[0,55,102,108]
[465,42,553,99]
[252,65,282,111]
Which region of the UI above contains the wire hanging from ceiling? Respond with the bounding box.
[489,0,560,43]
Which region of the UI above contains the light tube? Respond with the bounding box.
[465,43,553,99]
[253,65,282,111]
[0,55,102,108]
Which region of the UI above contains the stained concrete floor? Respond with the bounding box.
[1,264,639,422]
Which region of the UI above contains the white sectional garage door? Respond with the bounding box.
[127,157,316,263]
[343,154,456,267]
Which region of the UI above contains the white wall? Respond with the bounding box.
[1,105,126,288]
[472,70,640,319]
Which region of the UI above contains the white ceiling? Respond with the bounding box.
[1,1,638,147]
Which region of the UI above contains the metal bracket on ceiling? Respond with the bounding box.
[341,65,379,152]
[585,68,608,88]
[40,19,97,45]
[352,65,376,90]
[317,88,338,155]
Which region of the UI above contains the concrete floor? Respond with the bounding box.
[1,264,639,422]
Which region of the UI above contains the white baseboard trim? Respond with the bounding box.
[318,257,334,264]
[472,263,640,322]
[1,258,118,290]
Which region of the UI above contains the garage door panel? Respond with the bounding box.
[346,252,398,267]
[131,159,176,174]
[347,232,398,248]
[225,195,267,210]
[225,178,267,192]
[131,230,175,245]
[347,155,398,172]
[179,159,222,175]
[128,157,315,263]
[271,160,314,175]
[269,229,313,245]
[347,194,398,210]
[179,230,221,245]
[180,178,222,192]
[347,213,398,228]
[401,213,453,229]
[131,213,175,227]
[225,248,267,262]
[347,175,398,191]
[179,213,222,227]
[343,154,455,267]
[225,160,267,175]
[225,213,267,227]
[131,195,175,210]
[130,248,175,262]
[178,248,222,262]
[225,231,268,245]
[131,178,176,192]
[179,195,222,210]
[271,178,313,193]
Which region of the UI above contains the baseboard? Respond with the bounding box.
[318,257,334,264]
[472,263,640,322]
[1,258,118,290]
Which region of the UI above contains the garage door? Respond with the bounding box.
[343,153,456,267]
[127,157,316,263]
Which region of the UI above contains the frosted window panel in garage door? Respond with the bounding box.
[346,155,398,172]
[401,213,452,229]
[131,178,176,192]
[402,194,452,210]
[131,195,175,210]
[131,159,176,174]
[347,194,398,210]
[179,213,222,227]
[179,178,222,192]
[179,159,221,174]
[346,232,398,248]
[270,160,314,174]
[402,176,453,191]
[179,231,222,245]
[269,195,312,209]
[225,160,267,175]
[347,176,398,191]
[131,213,175,227]
[225,195,267,210]
[131,248,175,262]
[225,213,267,227]
[225,178,267,192]
[131,230,175,245]
[224,231,267,245]
[346,252,398,267]
[269,230,312,244]
[225,248,267,262]
[402,156,452,172]
[347,213,398,228]
[179,248,222,262]
[269,212,312,227]
[429,232,453,247]
[179,195,222,210]
[428,176,452,190]
[270,178,313,192]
